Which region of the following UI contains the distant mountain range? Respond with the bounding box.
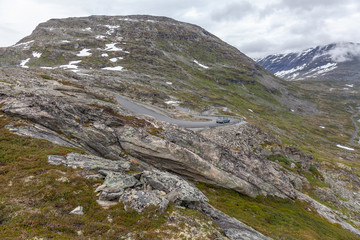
[257,42,360,82]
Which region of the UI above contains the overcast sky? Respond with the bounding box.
[0,0,359,58]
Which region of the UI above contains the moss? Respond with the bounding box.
[267,154,291,165]
[59,80,84,89]
[196,182,359,240]
[40,74,53,80]
[147,127,165,138]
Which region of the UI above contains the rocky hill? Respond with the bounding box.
[257,42,360,82]
[0,16,360,240]
[0,15,315,114]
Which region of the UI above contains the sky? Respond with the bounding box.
[0,0,359,58]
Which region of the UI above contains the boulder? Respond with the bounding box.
[141,169,208,204]
[96,172,140,201]
[70,206,84,215]
[120,189,169,213]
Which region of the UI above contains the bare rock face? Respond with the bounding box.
[48,153,130,172]
[141,169,209,204]
[1,92,297,199]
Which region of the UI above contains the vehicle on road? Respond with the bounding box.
[216,116,230,124]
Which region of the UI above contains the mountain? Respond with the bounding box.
[257,42,360,82]
[0,15,315,114]
[0,15,360,240]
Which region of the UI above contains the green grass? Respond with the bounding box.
[196,182,360,240]
[0,114,219,239]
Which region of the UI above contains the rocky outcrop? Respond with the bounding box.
[47,152,272,239]
[48,153,130,172]
[1,93,297,199]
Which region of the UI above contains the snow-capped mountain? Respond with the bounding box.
[257,42,360,81]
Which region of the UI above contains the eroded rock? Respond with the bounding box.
[120,189,169,213]
[141,169,209,204]
[48,153,130,172]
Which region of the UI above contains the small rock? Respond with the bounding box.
[96,200,118,210]
[70,206,84,215]
[290,163,296,169]
[56,176,69,183]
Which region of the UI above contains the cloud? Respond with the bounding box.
[0,0,360,58]
[329,43,360,62]
[211,1,256,21]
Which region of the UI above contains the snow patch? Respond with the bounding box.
[96,35,106,39]
[77,49,92,57]
[20,58,31,68]
[193,60,209,69]
[345,84,354,88]
[84,27,92,31]
[13,40,34,48]
[275,64,306,78]
[104,25,120,35]
[104,43,129,53]
[119,18,140,22]
[166,82,173,85]
[60,60,82,69]
[307,63,337,77]
[101,53,109,57]
[319,126,326,129]
[102,66,124,71]
[32,51,42,58]
[336,144,354,151]
[109,57,123,62]
[40,67,56,69]
[165,100,180,105]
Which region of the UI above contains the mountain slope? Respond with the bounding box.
[257,42,360,82]
[1,15,360,239]
[0,15,315,114]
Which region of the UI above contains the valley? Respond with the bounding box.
[0,15,360,240]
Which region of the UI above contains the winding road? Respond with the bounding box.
[116,95,244,129]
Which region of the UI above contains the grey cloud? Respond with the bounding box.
[236,39,276,58]
[211,1,256,21]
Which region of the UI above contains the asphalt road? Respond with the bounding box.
[116,95,243,129]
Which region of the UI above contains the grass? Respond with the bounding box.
[0,113,220,239]
[196,182,360,240]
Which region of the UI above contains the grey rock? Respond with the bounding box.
[70,206,84,215]
[118,126,296,199]
[6,123,80,148]
[141,169,208,204]
[48,153,130,172]
[96,172,140,201]
[194,202,273,240]
[120,189,169,213]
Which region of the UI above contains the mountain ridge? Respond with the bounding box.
[257,42,360,82]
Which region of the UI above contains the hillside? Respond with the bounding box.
[257,42,360,82]
[0,15,360,240]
